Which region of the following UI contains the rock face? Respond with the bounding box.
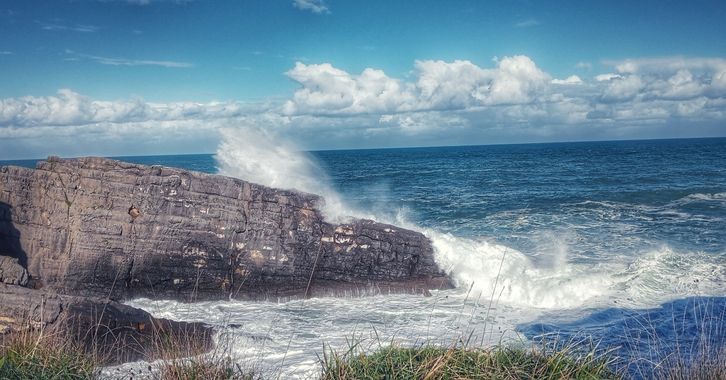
[0,256,27,286]
[0,284,212,364]
[0,156,451,302]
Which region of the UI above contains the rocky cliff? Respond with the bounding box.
[0,156,451,302]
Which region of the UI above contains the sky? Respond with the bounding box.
[1,0,726,159]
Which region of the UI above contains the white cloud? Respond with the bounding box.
[477,56,550,104]
[608,57,726,74]
[66,50,193,68]
[713,70,726,90]
[87,55,193,68]
[600,57,726,101]
[282,62,413,115]
[2,55,726,160]
[651,69,707,100]
[595,73,621,82]
[283,55,551,115]
[0,51,13,55]
[37,21,99,33]
[293,0,330,14]
[515,19,540,28]
[0,89,250,127]
[413,59,486,109]
[378,112,469,135]
[602,75,644,101]
[552,75,583,85]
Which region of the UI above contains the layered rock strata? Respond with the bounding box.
[0,156,451,301]
[0,284,212,364]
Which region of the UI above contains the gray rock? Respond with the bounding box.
[0,284,213,364]
[0,256,28,286]
[0,157,452,301]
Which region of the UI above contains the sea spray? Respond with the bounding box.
[215,127,371,222]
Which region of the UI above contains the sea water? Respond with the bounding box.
[5,138,725,377]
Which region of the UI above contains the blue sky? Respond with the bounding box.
[1,0,726,159]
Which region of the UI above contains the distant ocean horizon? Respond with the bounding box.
[3,136,725,378]
[3,136,726,166]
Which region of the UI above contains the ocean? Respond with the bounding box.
[4,137,726,378]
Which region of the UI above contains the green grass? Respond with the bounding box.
[320,343,620,380]
[0,332,96,380]
[159,356,261,380]
[2,328,724,380]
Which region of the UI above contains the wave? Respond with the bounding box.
[214,128,726,310]
[672,192,726,204]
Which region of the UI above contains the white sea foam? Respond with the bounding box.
[425,230,617,309]
[619,246,726,306]
[105,131,726,379]
[675,192,726,203]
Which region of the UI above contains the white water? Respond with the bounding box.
[216,128,369,222]
[103,130,726,379]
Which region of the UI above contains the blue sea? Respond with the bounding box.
[5,137,726,378]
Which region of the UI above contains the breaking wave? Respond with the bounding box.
[214,129,726,310]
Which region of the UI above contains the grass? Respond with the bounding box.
[650,347,726,380]
[0,321,255,380]
[320,342,620,380]
[152,326,261,380]
[1,295,724,379]
[2,329,725,379]
[0,329,96,380]
[159,356,260,380]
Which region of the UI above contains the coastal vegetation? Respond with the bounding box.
[2,325,724,380]
[320,343,618,379]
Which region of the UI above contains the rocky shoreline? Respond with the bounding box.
[0,156,451,363]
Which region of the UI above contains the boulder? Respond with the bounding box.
[0,157,451,302]
[0,284,213,364]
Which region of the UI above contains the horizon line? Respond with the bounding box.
[1,135,725,162]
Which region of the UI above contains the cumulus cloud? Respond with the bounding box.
[282,62,413,115]
[602,75,645,101]
[293,0,330,14]
[0,89,249,127]
[597,57,726,102]
[607,56,726,74]
[2,55,726,160]
[283,55,551,115]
